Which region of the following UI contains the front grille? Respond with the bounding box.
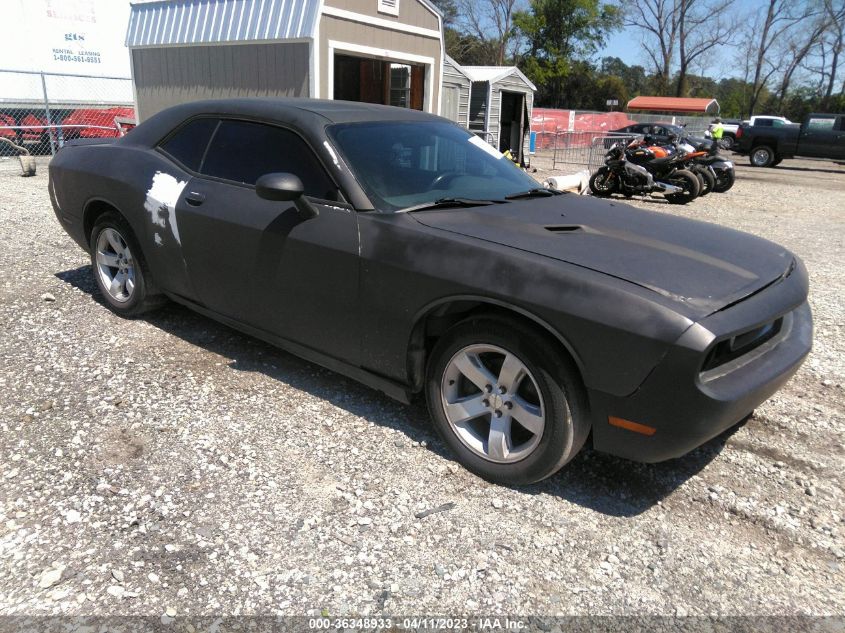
[701,317,784,372]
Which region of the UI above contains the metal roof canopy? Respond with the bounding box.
[461,65,537,91]
[126,0,322,47]
[626,96,719,114]
[126,0,444,48]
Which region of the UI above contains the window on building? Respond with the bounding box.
[390,64,411,108]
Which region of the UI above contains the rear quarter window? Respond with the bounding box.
[158,118,218,171]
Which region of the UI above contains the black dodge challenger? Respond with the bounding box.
[48,99,812,485]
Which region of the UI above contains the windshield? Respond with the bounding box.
[328,121,541,211]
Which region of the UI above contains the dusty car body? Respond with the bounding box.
[48,99,812,484]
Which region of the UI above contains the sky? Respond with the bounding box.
[595,0,766,81]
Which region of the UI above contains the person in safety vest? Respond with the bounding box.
[709,117,724,152]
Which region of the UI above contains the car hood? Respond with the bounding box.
[410,194,794,319]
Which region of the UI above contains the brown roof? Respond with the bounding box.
[626,96,719,114]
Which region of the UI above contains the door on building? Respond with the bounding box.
[333,54,425,110]
[499,91,526,163]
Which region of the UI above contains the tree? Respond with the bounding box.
[772,9,830,110]
[514,0,621,107]
[600,56,648,96]
[429,0,459,26]
[620,0,680,95]
[457,0,524,65]
[820,0,845,108]
[674,0,735,97]
[744,0,819,116]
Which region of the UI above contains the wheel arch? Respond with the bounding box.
[406,296,586,394]
[83,196,124,246]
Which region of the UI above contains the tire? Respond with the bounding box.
[589,167,617,197]
[425,317,590,485]
[713,167,735,193]
[693,166,715,197]
[719,136,735,150]
[665,168,700,204]
[90,212,165,317]
[750,145,775,167]
[771,157,783,167]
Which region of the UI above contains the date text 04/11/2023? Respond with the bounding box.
[307,617,527,630]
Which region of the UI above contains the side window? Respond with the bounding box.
[200,120,338,200]
[158,118,218,171]
[807,117,835,132]
[772,119,784,128]
[755,119,772,127]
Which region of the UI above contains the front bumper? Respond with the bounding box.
[589,260,812,463]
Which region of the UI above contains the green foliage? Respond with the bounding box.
[440,0,838,116]
[513,0,622,107]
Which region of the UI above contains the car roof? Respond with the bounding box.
[123,98,446,148]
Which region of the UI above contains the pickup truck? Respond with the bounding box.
[735,112,845,167]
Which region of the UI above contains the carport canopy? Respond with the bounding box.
[626,96,720,114]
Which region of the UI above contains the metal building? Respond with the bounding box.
[440,55,470,128]
[125,0,444,121]
[439,59,535,163]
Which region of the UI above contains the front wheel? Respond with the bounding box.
[90,212,165,317]
[713,167,735,193]
[665,168,700,204]
[750,145,775,167]
[425,318,590,485]
[589,167,617,197]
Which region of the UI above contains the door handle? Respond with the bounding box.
[185,191,206,206]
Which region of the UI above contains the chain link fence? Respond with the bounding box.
[528,108,714,174]
[1,69,135,172]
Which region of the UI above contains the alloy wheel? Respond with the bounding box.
[95,227,136,303]
[440,344,545,464]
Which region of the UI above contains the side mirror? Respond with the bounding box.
[255,172,319,220]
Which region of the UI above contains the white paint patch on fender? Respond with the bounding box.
[144,172,187,245]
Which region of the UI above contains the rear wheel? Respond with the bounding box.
[90,212,165,317]
[693,165,715,196]
[589,167,617,197]
[665,168,700,204]
[750,145,775,167]
[425,318,590,485]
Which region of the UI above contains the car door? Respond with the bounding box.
[799,115,839,158]
[175,118,361,365]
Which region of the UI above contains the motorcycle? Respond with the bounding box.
[589,141,700,204]
[676,137,736,192]
[635,137,715,196]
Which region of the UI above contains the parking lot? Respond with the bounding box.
[0,157,843,621]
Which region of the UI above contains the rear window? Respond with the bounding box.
[158,118,218,171]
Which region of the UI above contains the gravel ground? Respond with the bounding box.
[0,156,843,624]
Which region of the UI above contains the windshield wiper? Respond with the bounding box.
[505,188,561,200]
[399,197,498,213]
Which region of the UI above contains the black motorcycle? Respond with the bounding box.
[677,136,736,193]
[589,141,700,204]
